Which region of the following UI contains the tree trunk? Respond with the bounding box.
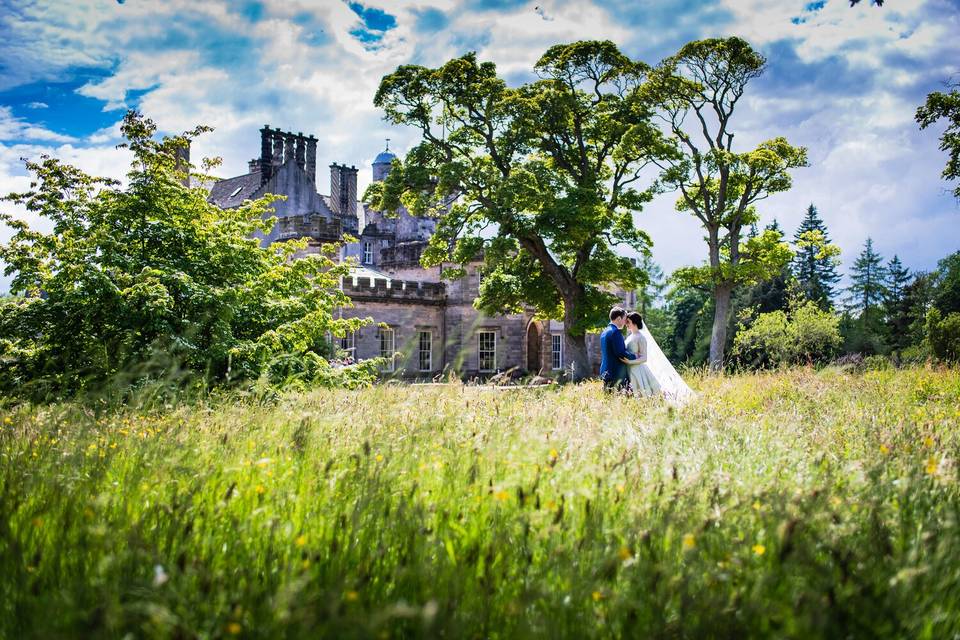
[709,284,733,372]
[563,301,592,383]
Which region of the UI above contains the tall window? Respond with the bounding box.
[379,327,395,372]
[551,334,563,370]
[478,330,497,372]
[362,241,373,265]
[477,268,485,292]
[418,331,432,372]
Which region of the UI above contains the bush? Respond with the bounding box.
[927,308,960,362]
[734,298,842,368]
[0,111,369,399]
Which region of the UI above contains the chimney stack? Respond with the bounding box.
[295,132,306,171]
[283,132,295,164]
[272,131,284,169]
[259,125,273,184]
[306,135,317,185]
[173,141,190,188]
[329,163,358,219]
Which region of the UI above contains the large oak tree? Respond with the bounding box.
[368,41,670,380]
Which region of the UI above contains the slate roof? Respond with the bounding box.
[207,171,264,209]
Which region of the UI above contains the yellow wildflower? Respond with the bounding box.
[494,490,510,502]
[375,453,384,462]
[879,444,890,455]
[226,622,242,635]
[618,546,632,561]
[3,416,11,425]
[592,590,604,602]
[752,501,761,511]
[682,533,696,550]
[752,544,766,556]
[616,484,625,494]
[926,457,938,475]
[345,590,359,602]
[924,436,934,448]
[549,448,559,461]
[295,535,308,548]
[255,485,266,495]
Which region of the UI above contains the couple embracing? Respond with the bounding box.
[599,306,694,402]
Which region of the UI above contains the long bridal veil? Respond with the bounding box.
[640,322,695,404]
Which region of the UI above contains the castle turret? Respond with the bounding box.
[372,140,396,182]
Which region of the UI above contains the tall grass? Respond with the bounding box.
[2,366,960,638]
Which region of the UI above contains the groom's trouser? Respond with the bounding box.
[602,371,628,393]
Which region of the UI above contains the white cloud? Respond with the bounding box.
[0,106,77,143]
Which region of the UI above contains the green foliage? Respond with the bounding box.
[3,369,960,637]
[884,255,912,353]
[662,283,712,365]
[792,204,841,309]
[733,297,842,368]
[926,308,960,362]
[847,237,887,316]
[672,229,794,291]
[0,111,369,399]
[932,251,960,315]
[916,81,960,201]
[369,41,670,377]
[646,36,807,368]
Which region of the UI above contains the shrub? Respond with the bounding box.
[0,111,369,399]
[734,298,842,368]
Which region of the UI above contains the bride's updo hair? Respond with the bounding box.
[627,311,643,329]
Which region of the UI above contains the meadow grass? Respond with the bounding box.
[2,366,960,639]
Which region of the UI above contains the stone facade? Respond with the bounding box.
[209,126,633,379]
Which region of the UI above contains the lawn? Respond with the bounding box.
[2,366,960,639]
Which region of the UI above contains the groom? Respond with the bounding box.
[599,306,636,392]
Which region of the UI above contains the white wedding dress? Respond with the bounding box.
[625,324,695,404]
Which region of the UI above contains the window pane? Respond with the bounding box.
[552,334,562,370]
[379,328,395,372]
[478,331,496,371]
[418,331,432,371]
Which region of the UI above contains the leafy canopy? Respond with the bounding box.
[368,41,672,336]
[0,111,369,398]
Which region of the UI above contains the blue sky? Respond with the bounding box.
[1,0,958,295]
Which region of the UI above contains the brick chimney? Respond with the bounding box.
[329,163,358,219]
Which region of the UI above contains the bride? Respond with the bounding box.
[622,312,695,403]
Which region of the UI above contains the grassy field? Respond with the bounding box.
[2,367,960,639]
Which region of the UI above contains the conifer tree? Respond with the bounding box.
[847,238,887,316]
[884,255,912,353]
[792,204,841,309]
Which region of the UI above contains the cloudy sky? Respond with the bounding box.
[1,0,958,294]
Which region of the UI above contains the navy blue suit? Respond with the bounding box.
[599,322,635,389]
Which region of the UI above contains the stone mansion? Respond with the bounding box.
[207,126,635,378]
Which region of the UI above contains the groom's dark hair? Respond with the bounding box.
[609,306,626,321]
[627,311,643,328]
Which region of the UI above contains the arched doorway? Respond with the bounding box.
[526,321,542,373]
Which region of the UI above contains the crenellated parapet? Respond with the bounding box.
[342,276,446,305]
